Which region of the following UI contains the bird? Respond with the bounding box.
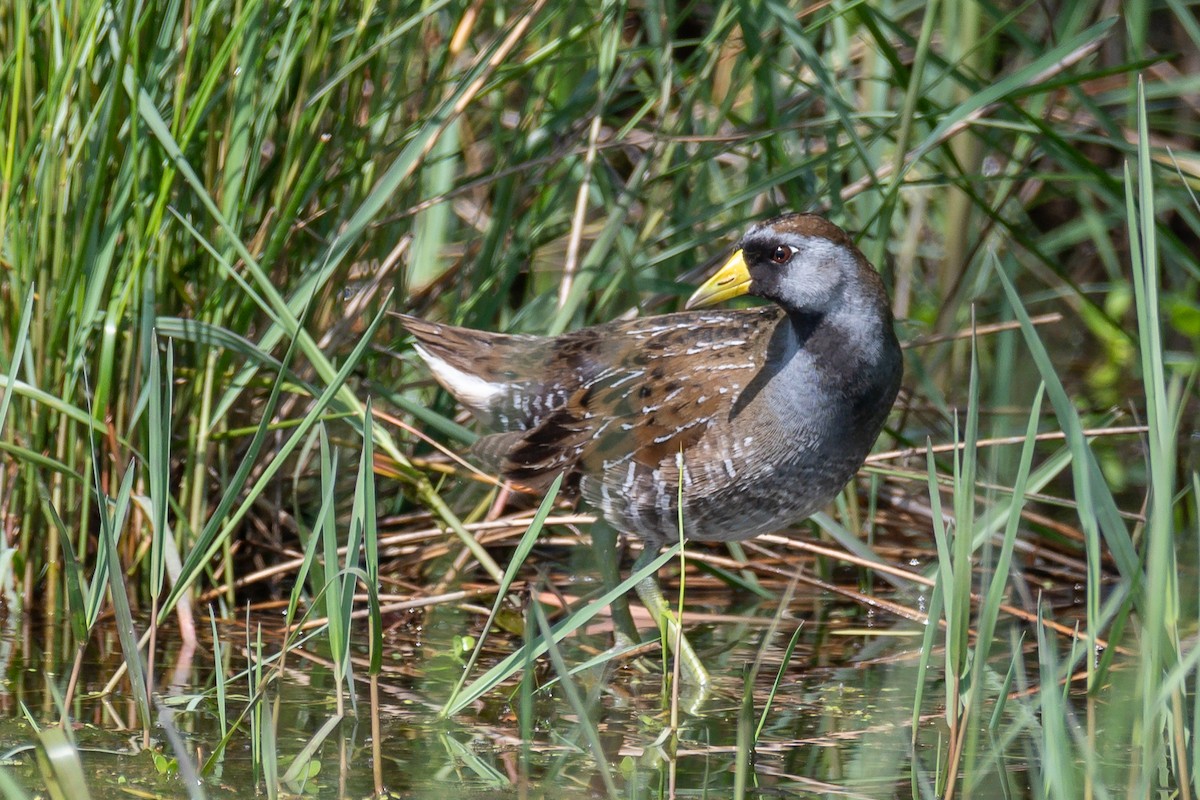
[396,212,903,686]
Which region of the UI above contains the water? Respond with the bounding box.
[0,570,1080,799]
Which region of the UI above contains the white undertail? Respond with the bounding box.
[412,342,503,410]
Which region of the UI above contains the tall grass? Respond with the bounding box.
[0,0,1197,796]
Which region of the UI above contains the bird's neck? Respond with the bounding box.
[787,302,894,374]
[784,309,823,346]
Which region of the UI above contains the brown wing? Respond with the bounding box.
[396,313,577,431]
[495,308,780,494]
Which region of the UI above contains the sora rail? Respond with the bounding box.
[397,213,903,686]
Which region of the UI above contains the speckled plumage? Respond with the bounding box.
[397,213,902,548]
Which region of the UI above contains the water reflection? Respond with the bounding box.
[0,581,1073,798]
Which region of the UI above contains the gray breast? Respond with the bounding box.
[576,311,899,547]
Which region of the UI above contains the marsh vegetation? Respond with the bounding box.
[0,0,1197,797]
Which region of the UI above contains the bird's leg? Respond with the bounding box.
[631,547,711,688]
[591,520,640,645]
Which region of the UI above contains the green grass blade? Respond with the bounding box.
[32,476,89,646]
[209,611,228,764]
[443,542,680,717]
[34,726,93,800]
[100,463,151,733]
[164,297,391,616]
[994,258,1138,581]
[147,339,172,599]
[531,599,617,797]
[972,383,1045,672]
[355,398,382,675]
[0,286,33,440]
[1128,77,1177,792]
[1036,601,1078,799]
[950,334,981,685]
[441,474,563,717]
[755,624,804,742]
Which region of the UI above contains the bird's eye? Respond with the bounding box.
[770,245,793,264]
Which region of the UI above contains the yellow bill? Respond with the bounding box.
[685,249,751,309]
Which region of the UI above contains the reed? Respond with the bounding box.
[0,0,1196,796]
